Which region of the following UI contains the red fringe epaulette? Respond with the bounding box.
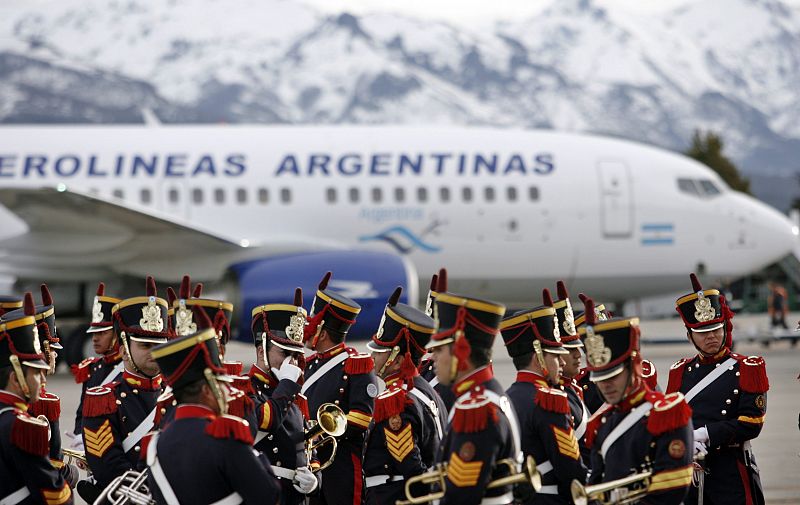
[11,412,50,456]
[295,394,310,421]
[232,376,254,396]
[29,391,61,422]
[647,392,692,436]
[666,359,689,394]
[584,404,612,449]
[452,393,498,433]
[736,355,769,393]
[227,389,254,419]
[224,361,244,376]
[205,415,254,445]
[534,387,570,414]
[139,431,155,461]
[82,385,118,417]
[373,387,413,423]
[344,350,374,375]
[70,358,98,384]
[642,360,659,391]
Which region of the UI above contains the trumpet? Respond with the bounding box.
[570,470,652,505]
[93,470,155,505]
[305,403,347,473]
[396,455,541,505]
[62,448,89,472]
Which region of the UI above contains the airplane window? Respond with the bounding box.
[326,187,337,203]
[372,187,383,203]
[440,187,450,203]
[462,187,473,202]
[395,187,405,203]
[485,186,496,202]
[192,188,203,204]
[258,188,269,204]
[417,187,428,202]
[214,188,225,204]
[507,186,518,202]
[236,188,247,204]
[529,186,539,201]
[141,188,152,205]
[699,180,721,196]
[677,178,700,196]
[168,188,179,203]
[349,187,360,203]
[113,189,124,199]
[281,188,291,204]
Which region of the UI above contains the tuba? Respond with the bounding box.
[570,470,652,505]
[305,403,347,473]
[396,455,541,505]
[93,470,155,505]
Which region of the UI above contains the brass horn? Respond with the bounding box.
[305,403,347,473]
[570,470,653,505]
[62,448,89,473]
[396,455,541,505]
[93,470,155,505]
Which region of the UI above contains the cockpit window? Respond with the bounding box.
[677,178,722,198]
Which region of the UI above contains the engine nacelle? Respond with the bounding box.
[228,250,418,342]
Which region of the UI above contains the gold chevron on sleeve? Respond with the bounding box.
[551,425,580,460]
[648,465,693,492]
[347,410,372,429]
[84,419,114,458]
[738,414,765,425]
[447,452,483,487]
[42,485,72,505]
[384,424,414,462]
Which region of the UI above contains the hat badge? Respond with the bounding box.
[376,311,387,339]
[584,326,611,367]
[562,301,576,336]
[32,325,41,354]
[424,294,433,317]
[140,297,164,333]
[285,308,306,343]
[694,292,716,323]
[552,315,562,342]
[92,296,104,323]
[175,299,196,336]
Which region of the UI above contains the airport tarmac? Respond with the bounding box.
[47,337,800,504]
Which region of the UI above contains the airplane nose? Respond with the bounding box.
[736,193,797,260]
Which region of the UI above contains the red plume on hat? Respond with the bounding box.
[437,268,448,292]
[690,273,703,292]
[388,286,402,307]
[24,292,35,316]
[96,282,105,297]
[294,288,303,307]
[40,284,53,306]
[146,276,157,297]
[578,293,588,304]
[179,275,191,300]
[583,297,597,326]
[556,280,569,301]
[318,271,332,290]
[542,288,554,307]
[166,287,177,308]
[429,273,438,292]
[192,282,203,298]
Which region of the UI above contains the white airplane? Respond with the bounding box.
[0,125,796,349]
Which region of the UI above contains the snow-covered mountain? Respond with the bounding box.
[2,0,800,207]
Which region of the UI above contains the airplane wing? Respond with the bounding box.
[0,187,251,281]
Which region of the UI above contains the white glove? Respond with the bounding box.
[293,466,318,494]
[693,440,708,458]
[272,357,302,383]
[693,426,709,444]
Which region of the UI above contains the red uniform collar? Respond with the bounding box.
[123,370,163,391]
[103,349,123,365]
[697,347,731,365]
[616,383,648,413]
[516,370,549,388]
[174,404,216,421]
[248,364,276,387]
[454,365,494,395]
[314,343,346,360]
[0,390,28,411]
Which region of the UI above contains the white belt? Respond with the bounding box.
[122,407,157,453]
[538,485,558,495]
[409,388,443,440]
[100,362,125,387]
[209,492,245,505]
[272,466,298,481]
[537,460,552,475]
[600,402,652,459]
[365,474,404,488]
[301,353,349,394]
[0,487,30,505]
[685,358,737,403]
[480,492,513,505]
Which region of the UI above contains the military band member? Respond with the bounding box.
[78,276,168,500]
[427,291,518,505]
[0,295,23,317]
[302,272,378,505]
[667,274,768,505]
[249,288,318,505]
[144,320,281,504]
[418,269,456,412]
[500,289,587,503]
[69,282,124,443]
[573,293,611,417]
[364,287,446,505]
[581,298,693,504]
[0,293,73,505]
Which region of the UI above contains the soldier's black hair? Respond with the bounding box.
[511,352,534,371]
[470,346,492,367]
[323,327,346,344]
[0,366,11,389]
[173,377,206,404]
